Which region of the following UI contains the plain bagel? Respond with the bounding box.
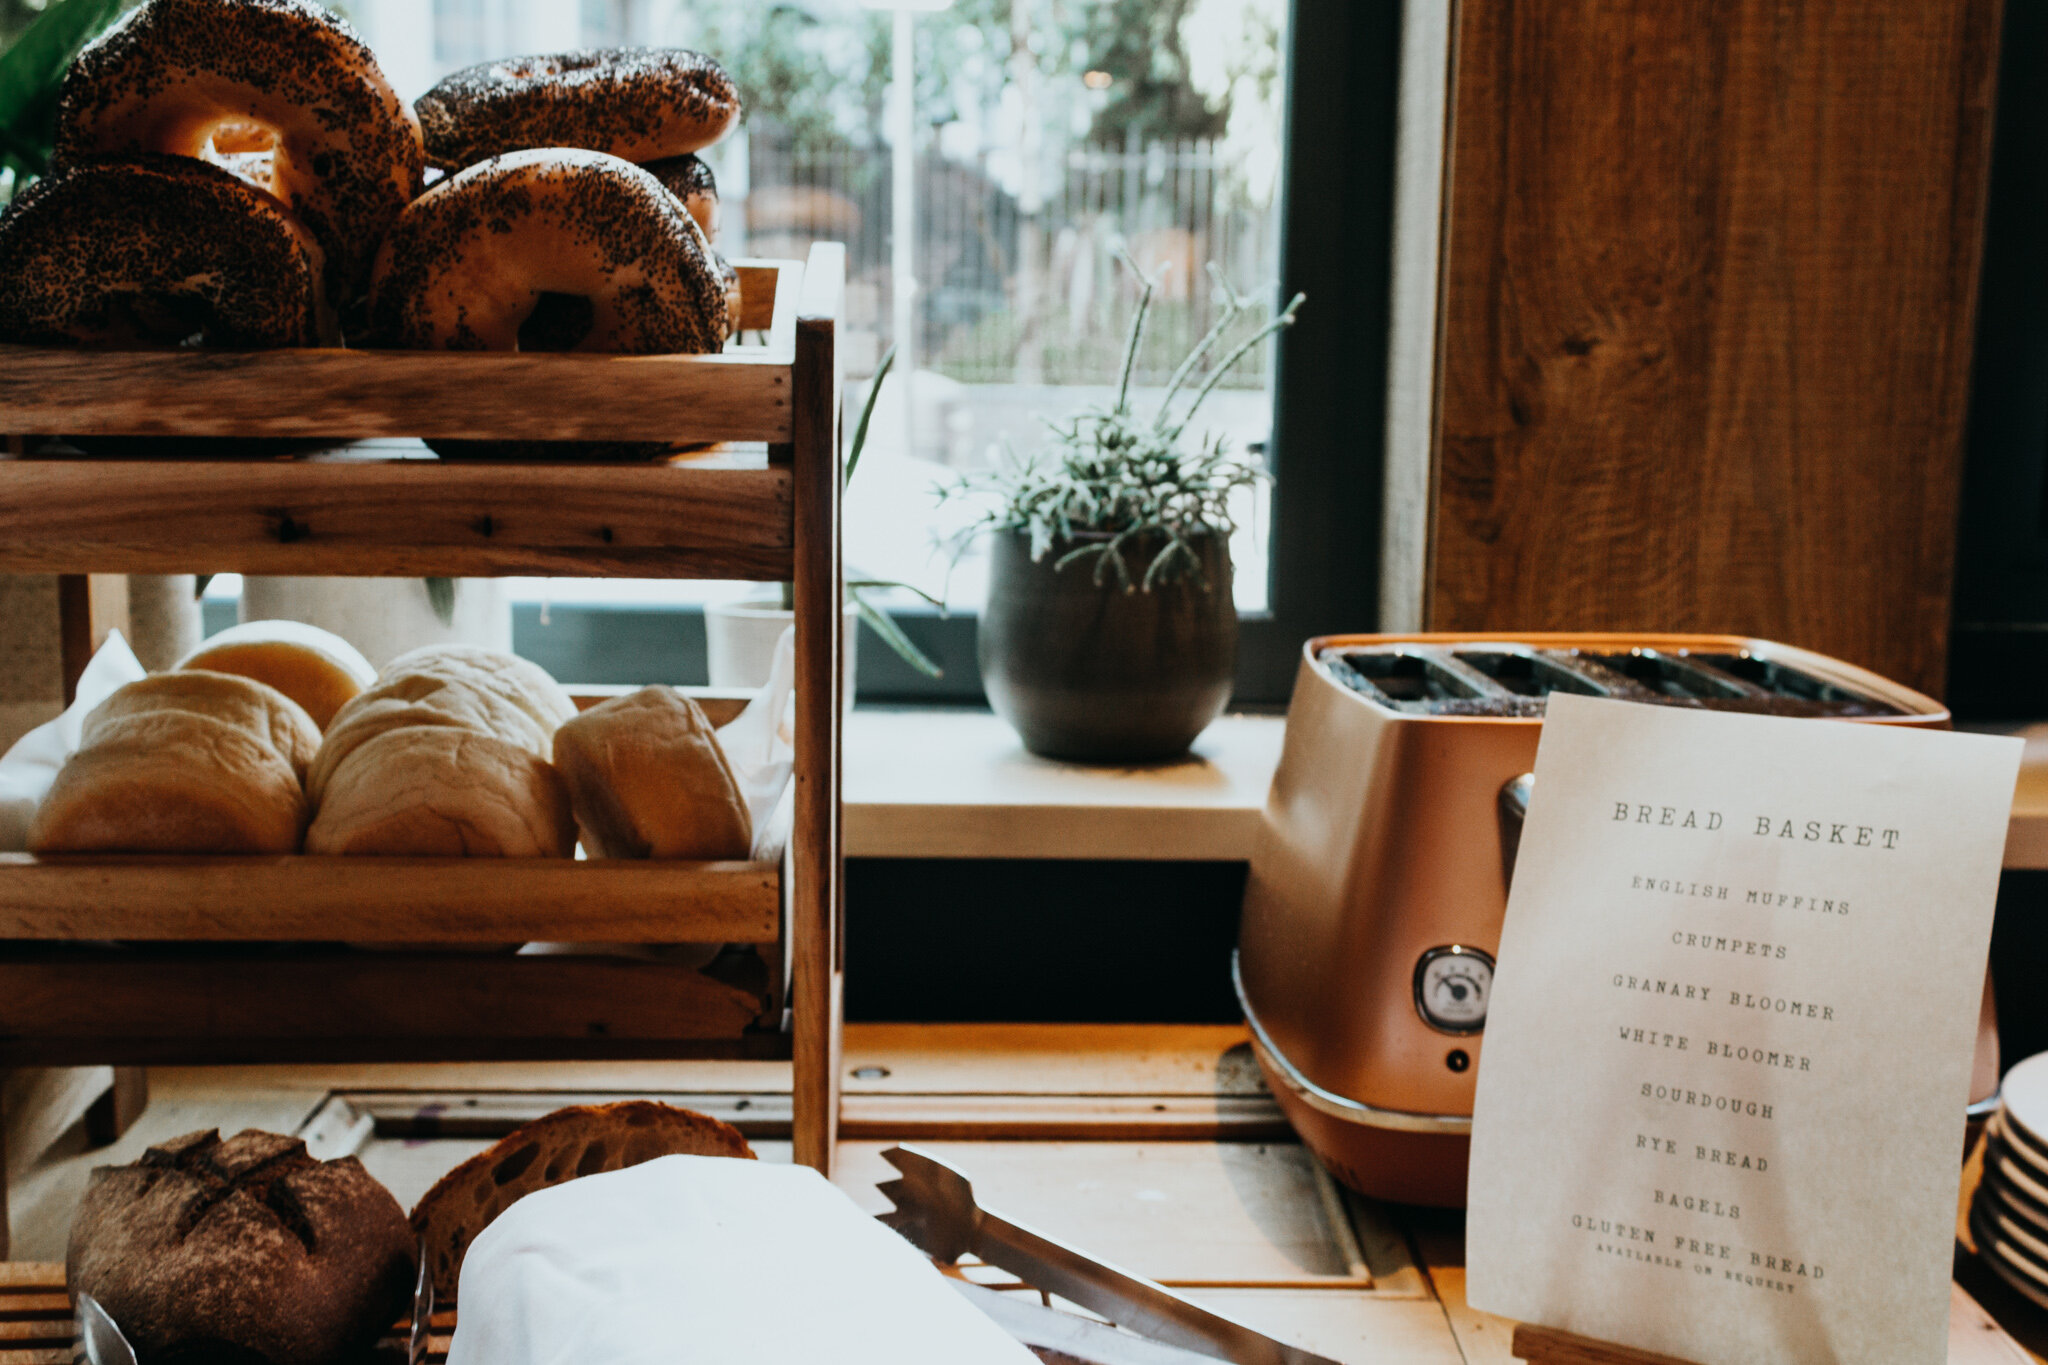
[416,48,739,171]
[54,0,425,305]
[0,155,329,347]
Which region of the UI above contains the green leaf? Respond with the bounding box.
[424,576,457,626]
[851,588,942,679]
[843,343,895,489]
[192,573,214,600]
[846,576,943,610]
[0,0,128,170]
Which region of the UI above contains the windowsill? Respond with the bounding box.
[854,713,2048,868]
[844,708,1284,860]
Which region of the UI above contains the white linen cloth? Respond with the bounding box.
[447,1155,1037,1365]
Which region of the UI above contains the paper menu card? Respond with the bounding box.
[1466,694,2020,1365]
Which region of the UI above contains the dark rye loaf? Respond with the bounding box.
[67,1129,416,1365]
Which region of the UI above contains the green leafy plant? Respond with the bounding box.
[0,0,126,194]
[945,252,1303,591]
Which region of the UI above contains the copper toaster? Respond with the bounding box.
[1235,632,1973,1206]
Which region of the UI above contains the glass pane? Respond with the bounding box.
[342,0,1289,618]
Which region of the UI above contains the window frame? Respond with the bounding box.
[503,0,1403,707]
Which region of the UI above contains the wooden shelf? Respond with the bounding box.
[0,443,793,578]
[0,853,779,943]
[0,260,801,444]
[0,951,783,1066]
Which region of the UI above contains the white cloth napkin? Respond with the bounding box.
[448,1155,1037,1365]
[0,632,145,851]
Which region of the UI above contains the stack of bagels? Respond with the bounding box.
[0,0,746,460]
[26,623,754,864]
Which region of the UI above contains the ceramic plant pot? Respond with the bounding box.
[704,594,860,701]
[979,529,1236,762]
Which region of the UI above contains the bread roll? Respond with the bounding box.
[179,619,376,729]
[69,1128,416,1365]
[83,668,321,779]
[410,1101,753,1298]
[306,726,574,856]
[552,686,752,859]
[309,667,553,805]
[28,711,307,853]
[384,644,576,731]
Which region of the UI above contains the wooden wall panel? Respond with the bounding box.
[1429,0,2001,696]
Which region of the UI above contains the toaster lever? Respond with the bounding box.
[1498,772,1534,890]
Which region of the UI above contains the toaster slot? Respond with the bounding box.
[1578,650,1755,702]
[1683,653,1902,715]
[1325,651,1486,710]
[1455,650,1609,699]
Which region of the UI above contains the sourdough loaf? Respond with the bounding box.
[67,1128,416,1365]
[410,1100,752,1297]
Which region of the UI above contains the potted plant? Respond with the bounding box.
[705,345,942,690]
[949,257,1301,761]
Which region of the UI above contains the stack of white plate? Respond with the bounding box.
[1972,1052,2048,1308]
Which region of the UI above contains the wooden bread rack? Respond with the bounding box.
[0,244,850,1246]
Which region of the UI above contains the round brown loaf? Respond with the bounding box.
[415,48,740,171]
[68,1128,416,1365]
[28,711,307,854]
[410,1101,753,1297]
[0,155,329,348]
[552,686,752,859]
[305,726,575,857]
[83,669,321,779]
[179,620,377,731]
[55,0,425,305]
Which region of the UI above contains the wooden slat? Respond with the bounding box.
[1510,1325,1696,1365]
[0,347,791,442]
[0,456,793,580]
[0,955,769,1061]
[0,854,778,942]
[1429,0,2001,697]
[0,1268,60,1290]
[789,242,845,1177]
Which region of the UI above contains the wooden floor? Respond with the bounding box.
[4,1025,2039,1364]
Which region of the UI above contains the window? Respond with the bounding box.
[230,0,1401,704]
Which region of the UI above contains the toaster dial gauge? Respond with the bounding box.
[1415,946,1494,1035]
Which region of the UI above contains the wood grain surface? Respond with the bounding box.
[0,259,799,444]
[1430,0,2002,696]
[0,454,793,579]
[0,854,779,942]
[790,243,846,1176]
[0,955,771,1064]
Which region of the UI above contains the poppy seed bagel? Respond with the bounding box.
[416,47,740,171]
[54,0,424,308]
[0,155,329,348]
[367,149,730,460]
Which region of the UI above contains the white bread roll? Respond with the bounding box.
[309,668,553,807]
[306,727,575,857]
[177,620,376,730]
[382,645,575,733]
[552,687,752,859]
[28,711,307,854]
[83,669,321,780]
